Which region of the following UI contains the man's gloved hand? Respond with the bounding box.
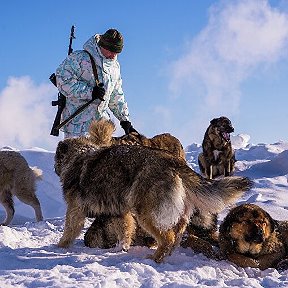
[92,83,105,101]
[120,121,138,135]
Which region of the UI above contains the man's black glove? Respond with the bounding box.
[120,121,138,135]
[92,83,105,101]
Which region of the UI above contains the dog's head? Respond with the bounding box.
[210,116,234,142]
[54,137,97,176]
[220,204,276,256]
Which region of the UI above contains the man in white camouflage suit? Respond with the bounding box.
[56,28,137,138]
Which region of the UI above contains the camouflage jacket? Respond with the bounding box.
[55,34,130,136]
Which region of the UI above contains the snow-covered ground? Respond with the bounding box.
[1,135,288,288]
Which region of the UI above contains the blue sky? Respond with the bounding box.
[1,0,288,150]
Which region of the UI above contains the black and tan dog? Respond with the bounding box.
[54,136,252,263]
[219,204,288,270]
[198,116,236,179]
[183,203,288,271]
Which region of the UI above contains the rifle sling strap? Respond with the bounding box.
[84,50,100,86]
[53,50,101,131]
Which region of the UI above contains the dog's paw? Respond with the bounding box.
[117,240,131,252]
[112,242,129,253]
[121,244,131,252]
[121,247,129,252]
[57,239,71,248]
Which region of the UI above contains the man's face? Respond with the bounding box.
[100,46,118,59]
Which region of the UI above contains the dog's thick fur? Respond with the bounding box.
[84,119,185,249]
[198,116,236,179]
[55,137,252,262]
[0,151,43,225]
[84,212,157,249]
[84,212,138,249]
[88,119,186,161]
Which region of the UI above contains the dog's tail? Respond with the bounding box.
[184,173,253,216]
[210,176,253,207]
[153,168,253,230]
[30,166,43,180]
[88,119,116,146]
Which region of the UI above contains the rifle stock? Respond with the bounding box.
[50,106,62,136]
[50,92,66,136]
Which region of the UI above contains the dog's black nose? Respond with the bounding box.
[227,125,234,133]
[245,227,264,243]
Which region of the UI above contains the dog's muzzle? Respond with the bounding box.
[221,126,234,142]
[245,225,264,244]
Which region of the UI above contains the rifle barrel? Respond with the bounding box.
[68,25,75,55]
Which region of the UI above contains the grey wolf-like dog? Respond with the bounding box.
[0,150,43,225]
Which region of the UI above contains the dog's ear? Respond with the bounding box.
[219,218,231,237]
[57,141,69,155]
[220,205,248,235]
[210,118,218,125]
[220,209,236,235]
[264,211,277,233]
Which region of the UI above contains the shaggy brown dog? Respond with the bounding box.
[88,118,186,161]
[84,212,157,249]
[85,119,185,249]
[198,116,236,179]
[0,150,43,225]
[84,213,138,249]
[55,136,252,263]
[183,204,288,271]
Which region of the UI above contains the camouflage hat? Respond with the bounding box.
[98,29,124,53]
